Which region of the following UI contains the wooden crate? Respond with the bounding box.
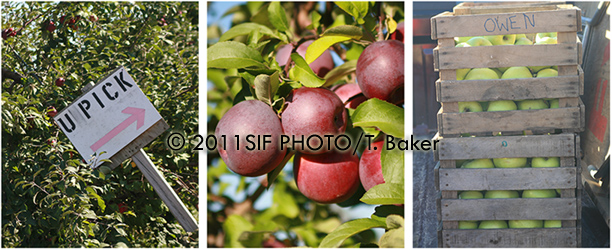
[433,133,582,247]
[431,3,584,137]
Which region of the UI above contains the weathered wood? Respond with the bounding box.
[431,8,580,39]
[441,198,577,221]
[106,119,169,169]
[436,74,581,102]
[439,167,577,191]
[437,134,575,160]
[442,228,578,247]
[434,44,579,70]
[131,149,199,232]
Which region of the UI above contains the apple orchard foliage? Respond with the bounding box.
[207,2,404,248]
[2,2,198,247]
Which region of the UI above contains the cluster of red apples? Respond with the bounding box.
[215,25,404,204]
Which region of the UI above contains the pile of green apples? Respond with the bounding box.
[453,33,560,113]
[455,156,562,229]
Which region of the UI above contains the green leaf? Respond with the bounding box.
[307,11,322,30]
[351,98,404,138]
[379,227,404,248]
[360,183,404,205]
[272,182,299,219]
[323,60,357,87]
[208,41,266,69]
[219,23,277,42]
[382,137,404,185]
[268,2,289,32]
[288,53,325,87]
[239,231,271,247]
[305,36,350,64]
[321,25,363,39]
[86,186,106,213]
[223,215,254,248]
[334,2,369,24]
[386,214,404,230]
[254,71,279,105]
[318,218,387,248]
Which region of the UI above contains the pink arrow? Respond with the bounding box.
[90,107,145,152]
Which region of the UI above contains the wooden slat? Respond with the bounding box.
[442,228,577,248]
[434,44,579,70]
[436,74,581,102]
[437,134,575,160]
[432,8,580,38]
[439,167,577,191]
[454,4,574,15]
[441,198,578,220]
[439,106,581,135]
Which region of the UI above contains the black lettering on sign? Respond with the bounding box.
[57,114,76,133]
[114,71,133,92]
[92,92,105,108]
[103,82,118,100]
[78,100,91,119]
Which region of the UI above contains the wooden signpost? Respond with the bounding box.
[55,66,198,232]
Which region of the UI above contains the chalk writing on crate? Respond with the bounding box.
[484,14,536,32]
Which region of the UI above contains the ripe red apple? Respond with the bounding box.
[294,151,360,204]
[356,40,404,104]
[55,77,65,87]
[332,83,367,109]
[47,21,56,32]
[47,106,58,117]
[47,139,57,145]
[390,22,404,42]
[359,140,386,191]
[89,15,98,22]
[215,100,286,177]
[276,40,334,78]
[117,203,128,214]
[281,87,347,154]
[60,15,66,24]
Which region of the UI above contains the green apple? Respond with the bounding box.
[544,220,562,228]
[493,157,527,168]
[501,66,533,79]
[518,99,549,110]
[485,34,516,45]
[479,220,508,229]
[456,68,471,80]
[531,157,560,168]
[549,99,559,108]
[496,67,509,73]
[459,221,479,229]
[455,42,470,48]
[461,159,494,169]
[525,33,537,41]
[455,159,468,168]
[536,32,557,43]
[528,65,552,74]
[515,34,527,40]
[459,191,484,199]
[487,100,517,111]
[466,37,493,47]
[509,220,543,228]
[535,36,557,45]
[484,190,519,199]
[522,189,558,198]
[464,68,499,80]
[455,36,473,44]
[536,68,558,78]
[479,101,489,111]
[514,37,533,45]
[458,101,483,113]
[492,68,503,78]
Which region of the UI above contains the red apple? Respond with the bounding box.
[55,77,65,87]
[47,106,58,118]
[359,140,386,191]
[294,151,360,204]
[332,83,367,109]
[89,15,98,22]
[47,21,56,32]
[356,40,404,104]
[390,22,404,42]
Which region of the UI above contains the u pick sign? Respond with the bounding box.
[55,66,164,168]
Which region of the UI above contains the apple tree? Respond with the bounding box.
[207,2,405,247]
[2,2,198,247]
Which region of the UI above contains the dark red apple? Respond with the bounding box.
[390,22,404,43]
[294,151,360,204]
[359,140,386,191]
[332,83,368,109]
[276,40,334,78]
[281,87,347,154]
[89,15,98,22]
[47,106,58,118]
[55,77,65,87]
[215,100,286,177]
[356,40,404,104]
[47,21,56,32]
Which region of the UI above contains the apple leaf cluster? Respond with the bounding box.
[2,2,198,247]
[207,2,405,248]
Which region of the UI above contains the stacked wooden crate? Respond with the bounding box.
[430,2,584,247]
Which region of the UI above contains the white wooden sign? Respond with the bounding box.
[55,67,163,168]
